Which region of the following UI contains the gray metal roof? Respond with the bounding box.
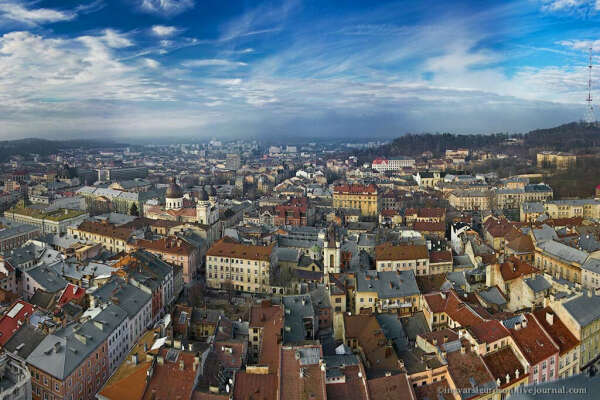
[26,304,125,380]
[563,293,600,326]
[537,240,588,264]
[282,294,315,344]
[92,277,151,318]
[582,257,600,274]
[27,263,68,293]
[356,270,420,299]
[478,286,507,305]
[524,275,551,293]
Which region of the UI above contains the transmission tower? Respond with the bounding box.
[585,46,596,124]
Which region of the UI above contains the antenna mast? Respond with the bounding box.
[585,46,596,124]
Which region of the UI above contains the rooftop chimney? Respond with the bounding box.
[546,312,554,325]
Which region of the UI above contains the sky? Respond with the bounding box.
[2,0,600,141]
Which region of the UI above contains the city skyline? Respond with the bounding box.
[2,0,600,139]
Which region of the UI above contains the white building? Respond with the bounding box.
[371,157,416,171]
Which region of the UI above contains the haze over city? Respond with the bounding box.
[2,0,600,139]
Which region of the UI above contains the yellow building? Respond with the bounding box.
[205,237,276,294]
[551,291,600,370]
[354,270,420,315]
[534,240,586,284]
[544,199,600,219]
[333,184,379,216]
[537,151,576,169]
[447,190,491,211]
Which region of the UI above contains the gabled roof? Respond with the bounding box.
[533,307,579,356]
[0,300,35,346]
[506,313,559,366]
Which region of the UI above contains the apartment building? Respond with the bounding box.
[134,236,199,283]
[534,240,587,284]
[374,243,429,275]
[4,205,87,235]
[544,199,600,219]
[26,318,111,400]
[332,184,379,216]
[68,220,133,254]
[354,270,420,315]
[371,157,416,171]
[551,291,600,370]
[0,223,40,252]
[91,277,152,349]
[206,237,276,294]
[537,151,576,169]
[447,190,491,211]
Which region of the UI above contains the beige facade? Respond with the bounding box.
[537,152,576,169]
[448,190,491,211]
[206,238,276,293]
[544,200,600,219]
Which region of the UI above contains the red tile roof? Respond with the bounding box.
[207,237,274,262]
[367,373,416,400]
[429,250,452,263]
[532,308,579,356]
[57,284,85,308]
[499,257,538,282]
[445,348,495,396]
[326,364,369,400]
[279,345,326,400]
[232,371,278,400]
[0,300,35,346]
[334,184,378,194]
[413,221,445,233]
[375,243,428,261]
[508,314,559,366]
[482,347,528,389]
[468,320,510,344]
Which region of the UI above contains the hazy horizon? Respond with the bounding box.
[1,0,600,140]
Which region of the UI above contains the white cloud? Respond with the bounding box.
[0,1,75,26]
[539,0,599,13]
[143,58,160,68]
[151,25,178,37]
[100,29,133,48]
[140,0,194,16]
[182,59,247,68]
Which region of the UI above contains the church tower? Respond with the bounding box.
[165,177,183,210]
[323,226,341,280]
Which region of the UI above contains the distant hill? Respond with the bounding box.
[355,122,600,162]
[0,138,127,162]
[523,122,600,150]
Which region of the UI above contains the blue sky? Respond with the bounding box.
[2,0,600,140]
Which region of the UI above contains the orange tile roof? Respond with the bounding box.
[75,220,132,241]
[375,243,428,261]
[279,345,326,400]
[135,236,195,256]
[367,373,415,400]
[207,237,274,262]
[334,184,378,194]
[250,302,283,374]
[143,349,199,400]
